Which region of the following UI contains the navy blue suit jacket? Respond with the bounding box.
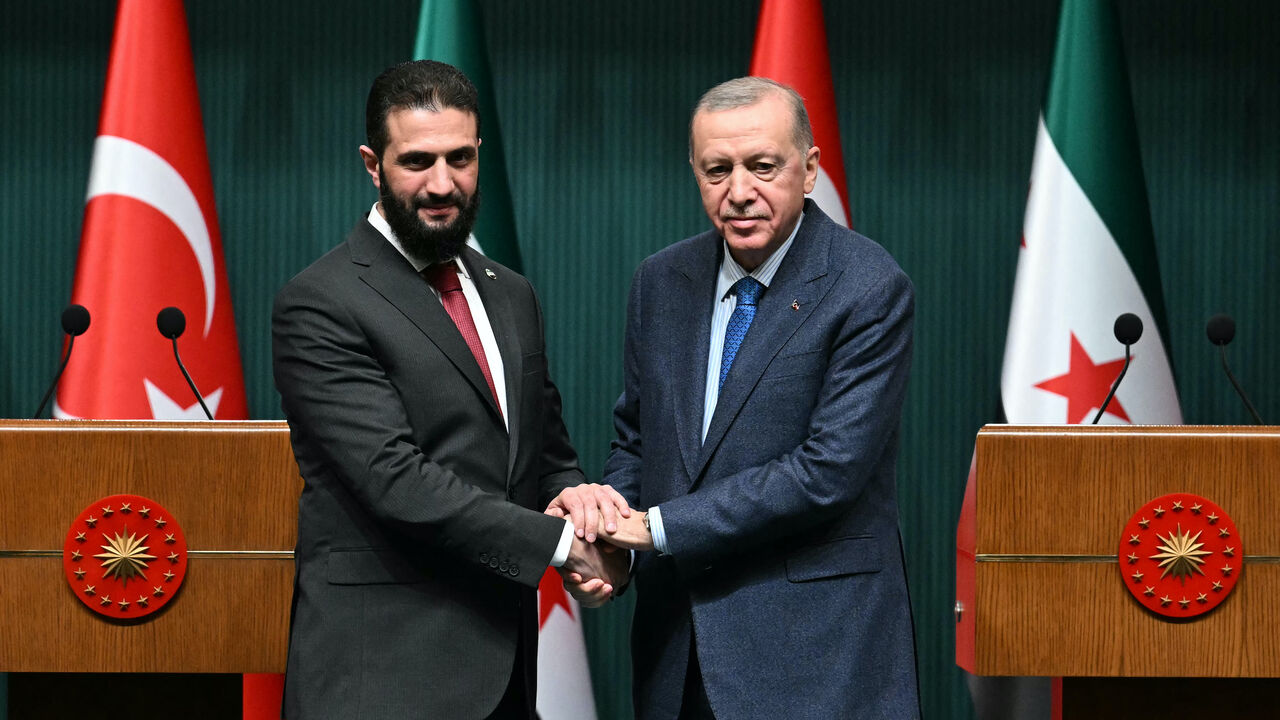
[603,202,921,719]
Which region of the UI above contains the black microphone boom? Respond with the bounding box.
[1206,313,1263,425]
[156,306,213,420]
[1093,313,1143,424]
[33,305,92,418]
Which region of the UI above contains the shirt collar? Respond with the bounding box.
[714,211,803,302]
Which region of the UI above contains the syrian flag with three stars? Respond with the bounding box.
[972,3,1180,716]
[413,0,525,271]
[56,0,248,422]
[535,568,598,719]
[1000,0,1181,428]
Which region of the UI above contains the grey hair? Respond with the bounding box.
[688,77,814,158]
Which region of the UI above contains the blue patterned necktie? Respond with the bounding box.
[719,277,765,390]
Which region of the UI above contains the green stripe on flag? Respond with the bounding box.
[1042,0,1172,351]
[414,0,523,273]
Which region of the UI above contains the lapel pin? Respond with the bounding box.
[485,268,497,280]
[791,300,800,311]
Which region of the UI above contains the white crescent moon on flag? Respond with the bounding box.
[86,135,217,336]
[807,164,848,228]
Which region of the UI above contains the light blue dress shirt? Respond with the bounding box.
[648,213,803,555]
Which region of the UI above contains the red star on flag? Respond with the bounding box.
[538,568,574,628]
[1034,332,1132,424]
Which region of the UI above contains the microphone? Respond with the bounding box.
[156,306,213,420]
[32,305,92,418]
[1092,313,1142,424]
[1206,313,1263,424]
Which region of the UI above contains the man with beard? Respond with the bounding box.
[272,60,627,719]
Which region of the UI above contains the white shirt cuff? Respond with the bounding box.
[648,506,669,555]
[549,519,575,567]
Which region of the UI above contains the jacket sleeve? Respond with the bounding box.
[272,272,567,588]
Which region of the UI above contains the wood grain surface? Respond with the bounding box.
[0,420,301,672]
[968,425,1280,677]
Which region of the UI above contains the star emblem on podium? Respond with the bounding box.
[1119,493,1242,619]
[63,494,188,620]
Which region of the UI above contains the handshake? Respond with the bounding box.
[545,483,652,608]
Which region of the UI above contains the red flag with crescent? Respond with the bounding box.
[57,0,247,421]
[57,2,272,714]
[749,0,852,228]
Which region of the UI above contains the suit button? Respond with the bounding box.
[508,564,519,577]
[499,561,509,572]
[480,553,489,564]
[489,557,499,569]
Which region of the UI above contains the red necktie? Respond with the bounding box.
[423,264,503,420]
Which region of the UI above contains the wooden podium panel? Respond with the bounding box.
[0,420,301,673]
[959,425,1280,677]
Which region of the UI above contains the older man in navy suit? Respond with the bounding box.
[581,77,921,719]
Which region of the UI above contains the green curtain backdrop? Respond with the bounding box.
[2,2,1276,718]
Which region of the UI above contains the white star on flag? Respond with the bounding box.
[143,379,221,420]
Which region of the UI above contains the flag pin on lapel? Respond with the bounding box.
[485,268,497,280]
[791,300,800,311]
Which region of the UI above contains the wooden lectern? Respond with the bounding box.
[0,420,300,674]
[957,425,1280,717]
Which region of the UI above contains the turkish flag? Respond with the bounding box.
[58,2,274,717]
[57,0,246,421]
[749,0,851,228]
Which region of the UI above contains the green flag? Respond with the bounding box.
[1001,0,1181,426]
[414,0,523,272]
[970,2,1181,717]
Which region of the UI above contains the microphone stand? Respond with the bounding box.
[32,335,77,419]
[1218,344,1264,424]
[1092,344,1132,425]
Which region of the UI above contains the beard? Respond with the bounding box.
[379,169,480,265]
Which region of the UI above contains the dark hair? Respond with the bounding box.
[365,60,480,160]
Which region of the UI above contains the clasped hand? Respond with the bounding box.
[546,483,654,607]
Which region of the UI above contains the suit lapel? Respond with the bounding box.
[693,211,832,484]
[670,237,720,487]
[352,223,505,428]
[460,249,523,482]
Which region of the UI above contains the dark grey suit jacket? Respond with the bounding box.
[603,201,921,719]
[273,218,583,719]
